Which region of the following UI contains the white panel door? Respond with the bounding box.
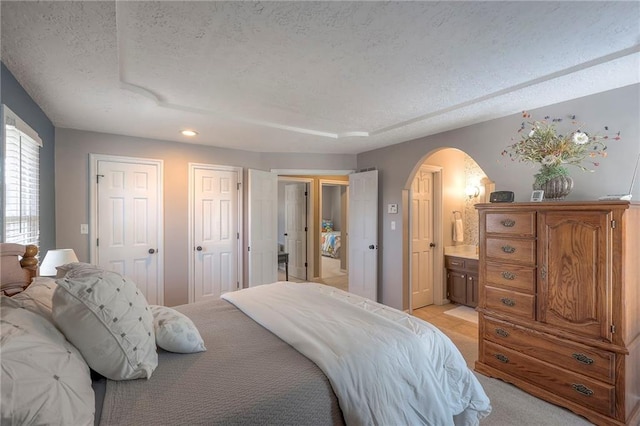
[248,169,278,286]
[284,183,307,280]
[192,166,240,302]
[348,170,378,300]
[95,157,163,305]
[411,167,434,309]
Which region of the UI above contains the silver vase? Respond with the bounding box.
[533,175,574,200]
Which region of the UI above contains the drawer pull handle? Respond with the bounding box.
[501,297,516,307]
[501,271,516,280]
[450,261,462,266]
[501,219,516,227]
[572,353,594,365]
[572,384,594,397]
[501,245,516,254]
[495,354,509,363]
[495,328,509,338]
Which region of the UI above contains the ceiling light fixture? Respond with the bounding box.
[180,129,198,137]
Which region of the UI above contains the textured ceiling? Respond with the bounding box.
[1,1,639,154]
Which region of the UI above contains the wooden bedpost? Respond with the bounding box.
[21,244,39,279]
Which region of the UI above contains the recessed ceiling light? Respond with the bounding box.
[180,129,198,137]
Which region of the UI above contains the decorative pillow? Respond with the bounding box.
[55,261,103,279]
[322,219,334,232]
[52,269,158,381]
[1,297,94,426]
[149,305,206,353]
[11,277,57,323]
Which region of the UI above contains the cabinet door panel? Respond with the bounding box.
[466,274,478,307]
[448,272,467,304]
[538,211,612,341]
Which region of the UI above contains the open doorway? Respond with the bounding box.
[406,149,492,311]
[273,172,356,293]
[318,180,348,291]
[277,177,312,282]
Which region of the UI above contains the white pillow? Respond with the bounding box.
[150,305,207,353]
[11,277,57,323]
[52,269,158,381]
[0,297,94,426]
[55,261,103,279]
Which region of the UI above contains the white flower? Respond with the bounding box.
[529,129,536,137]
[572,132,589,145]
[541,155,558,165]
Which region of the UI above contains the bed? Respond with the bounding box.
[321,230,341,258]
[1,243,491,425]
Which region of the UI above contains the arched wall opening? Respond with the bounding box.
[402,147,493,311]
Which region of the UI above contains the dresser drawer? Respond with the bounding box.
[483,317,615,384]
[446,256,478,271]
[482,341,615,417]
[486,238,536,265]
[484,286,535,320]
[485,262,535,293]
[485,212,536,237]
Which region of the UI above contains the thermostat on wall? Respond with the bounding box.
[387,203,398,214]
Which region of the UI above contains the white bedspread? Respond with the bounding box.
[222,282,491,426]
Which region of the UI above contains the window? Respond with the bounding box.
[2,105,42,246]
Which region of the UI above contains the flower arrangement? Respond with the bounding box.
[502,112,621,187]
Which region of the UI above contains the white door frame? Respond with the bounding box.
[188,163,243,303]
[278,176,313,281]
[408,165,444,312]
[88,153,164,303]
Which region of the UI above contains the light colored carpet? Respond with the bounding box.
[443,305,478,324]
[321,256,345,278]
[443,329,593,425]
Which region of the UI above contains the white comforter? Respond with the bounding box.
[222,282,491,426]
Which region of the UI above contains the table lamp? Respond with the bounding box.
[39,248,79,277]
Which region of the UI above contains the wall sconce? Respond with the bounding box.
[39,249,79,276]
[465,185,480,199]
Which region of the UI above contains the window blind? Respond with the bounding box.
[3,106,41,246]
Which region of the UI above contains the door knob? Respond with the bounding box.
[148,248,156,254]
[429,242,436,247]
[368,244,375,250]
[196,246,203,251]
[284,233,288,236]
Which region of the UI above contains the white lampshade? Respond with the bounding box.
[40,249,79,276]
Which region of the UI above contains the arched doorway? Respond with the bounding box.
[405,148,493,311]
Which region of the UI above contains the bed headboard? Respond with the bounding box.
[0,243,39,296]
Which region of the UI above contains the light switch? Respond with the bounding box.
[80,224,88,234]
[391,221,396,230]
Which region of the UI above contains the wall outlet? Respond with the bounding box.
[80,224,89,234]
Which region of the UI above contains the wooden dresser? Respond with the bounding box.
[475,201,640,426]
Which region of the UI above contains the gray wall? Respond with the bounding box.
[55,128,356,305]
[357,84,640,310]
[322,185,342,231]
[0,63,56,254]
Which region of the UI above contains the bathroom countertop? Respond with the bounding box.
[444,245,479,260]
